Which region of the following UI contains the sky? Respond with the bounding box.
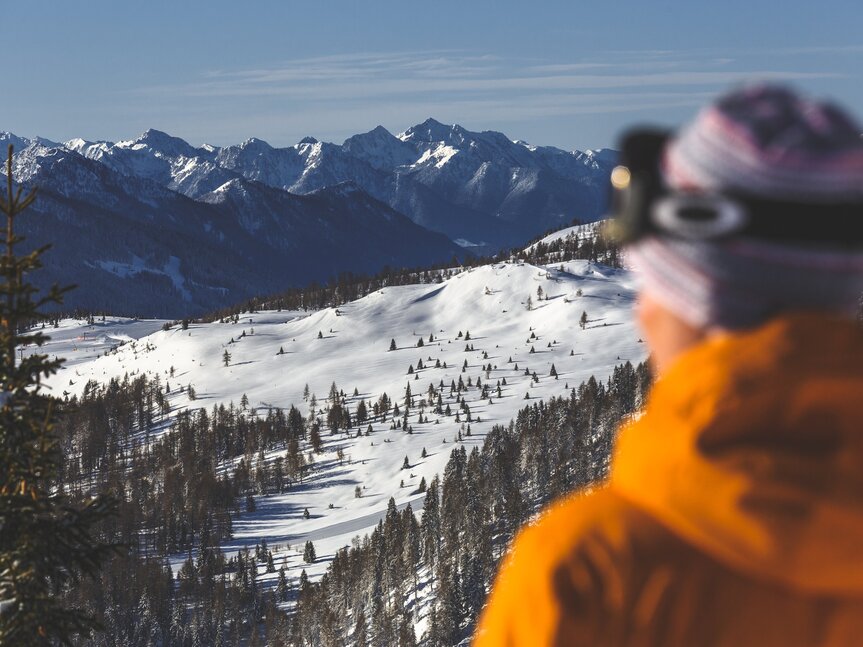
[3,0,862,151]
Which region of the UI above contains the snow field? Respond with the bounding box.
[30,259,645,589]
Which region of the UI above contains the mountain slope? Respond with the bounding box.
[11,140,465,317]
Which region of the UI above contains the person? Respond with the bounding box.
[473,84,863,646]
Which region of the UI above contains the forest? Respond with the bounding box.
[55,358,649,645]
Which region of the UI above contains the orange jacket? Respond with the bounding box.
[474,314,863,646]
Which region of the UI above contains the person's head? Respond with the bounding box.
[609,84,863,372]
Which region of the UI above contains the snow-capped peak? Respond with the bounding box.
[64,137,94,152]
[240,136,273,151]
[113,129,200,161]
[399,117,460,144]
[342,125,417,170]
[585,148,618,164]
[0,131,31,152]
[31,136,60,149]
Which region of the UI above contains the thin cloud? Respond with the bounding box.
[134,50,841,100]
[117,90,712,149]
[740,44,863,56]
[119,48,849,148]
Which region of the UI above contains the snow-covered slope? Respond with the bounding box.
[29,258,644,586]
[524,221,605,253]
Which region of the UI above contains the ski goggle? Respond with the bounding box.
[606,128,863,248]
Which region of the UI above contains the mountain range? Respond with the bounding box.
[3,121,615,317]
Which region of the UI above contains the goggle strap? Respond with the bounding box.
[727,198,863,247]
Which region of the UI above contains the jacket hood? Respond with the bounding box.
[612,313,863,594]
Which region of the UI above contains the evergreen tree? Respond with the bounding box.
[0,145,116,644]
[303,541,316,563]
[309,421,323,453]
[354,607,368,647]
[266,550,275,573]
[276,567,289,602]
[222,349,231,367]
[389,338,397,351]
[299,569,309,590]
[435,561,463,646]
[355,399,368,425]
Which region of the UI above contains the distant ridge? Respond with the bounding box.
[2,123,614,317]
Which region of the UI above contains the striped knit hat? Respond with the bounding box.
[627,84,863,330]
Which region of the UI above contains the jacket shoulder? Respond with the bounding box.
[474,488,661,646]
[474,485,863,647]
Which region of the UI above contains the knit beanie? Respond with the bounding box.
[626,84,863,330]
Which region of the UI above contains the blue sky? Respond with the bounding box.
[4,0,862,150]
